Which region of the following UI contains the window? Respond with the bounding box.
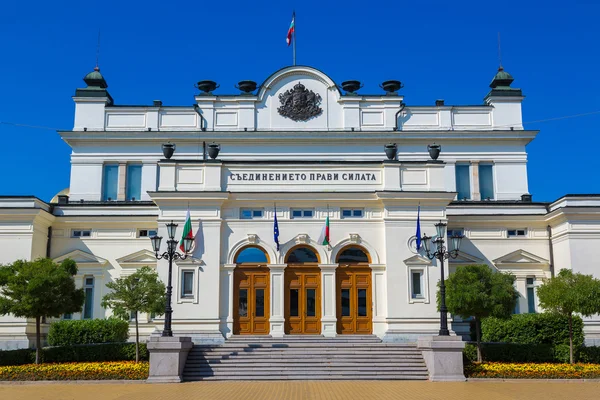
[240,209,264,219]
[63,313,72,320]
[130,311,137,320]
[527,277,536,313]
[337,247,369,264]
[479,164,494,200]
[83,277,94,319]
[291,209,314,218]
[235,246,268,264]
[286,247,319,263]
[455,164,471,200]
[72,229,91,238]
[102,164,119,201]
[447,228,465,237]
[341,208,363,218]
[138,229,158,238]
[181,270,194,298]
[508,229,527,237]
[126,164,142,201]
[411,270,424,299]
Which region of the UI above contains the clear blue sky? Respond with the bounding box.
[1,0,598,202]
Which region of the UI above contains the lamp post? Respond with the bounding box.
[151,221,194,337]
[421,221,464,336]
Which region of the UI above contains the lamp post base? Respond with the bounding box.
[147,336,193,383]
[417,335,466,381]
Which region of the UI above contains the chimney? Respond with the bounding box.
[521,194,532,203]
[57,195,69,205]
[435,99,445,106]
[153,100,163,107]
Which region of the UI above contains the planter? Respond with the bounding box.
[195,80,219,94]
[162,143,176,159]
[207,143,220,159]
[384,143,398,160]
[428,143,441,160]
[380,80,403,94]
[236,80,257,94]
[341,80,362,94]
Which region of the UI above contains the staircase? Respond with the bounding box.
[183,335,428,381]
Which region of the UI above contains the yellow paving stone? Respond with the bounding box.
[1,380,600,400]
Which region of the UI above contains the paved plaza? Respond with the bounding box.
[1,380,600,400]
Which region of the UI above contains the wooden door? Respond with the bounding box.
[285,267,321,334]
[233,267,269,335]
[337,267,372,334]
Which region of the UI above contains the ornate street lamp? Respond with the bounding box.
[421,221,464,336]
[151,221,194,337]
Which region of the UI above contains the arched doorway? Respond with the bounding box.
[336,246,372,334]
[284,245,321,334]
[233,246,270,335]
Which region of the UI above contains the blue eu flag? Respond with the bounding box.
[274,205,280,251]
[416,205,422,250]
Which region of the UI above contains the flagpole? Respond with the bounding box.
[292,11,296,66]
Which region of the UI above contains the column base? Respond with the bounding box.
[270,317,285,337]
[147,336,193,383]
[321,317,337,337]
[417,335,466,382]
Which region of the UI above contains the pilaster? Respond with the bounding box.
[319,264,338,337]
[220,263,236,337]
[268,264,286,337]
[471,161,480,201]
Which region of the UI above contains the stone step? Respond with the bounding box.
[186,357,425,364]
[184,366,427,372]
[188,350,423,356]
[183,375,428,381]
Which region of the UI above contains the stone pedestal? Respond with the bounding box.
[147,336,193,383]
[417,335,466,381]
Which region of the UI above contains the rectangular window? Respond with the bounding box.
[240,209,264,219]
[102,164,119,201]
[63,313,72,320]
[291,209,314,218]
[357,288,367,317]
[447,228,465,237]
[479,164,494,200]
[508,229,527,237]
[181,271,194,298]
[83,277,94,319]
[289,289,299,317]
[341,208,364,218]
[72,229,92,238]
[455,164,471,200]
[306,289,316,317]
[239,289,248,317]
[138,229,158,238]
[527,277,536,313]
[126,164,143,201]
[411,271,424,299]
[255,289,265,317]
[341,288,350,317]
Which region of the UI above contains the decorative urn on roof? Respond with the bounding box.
[235,80,257,94]
[380,80,403,95]
[195,80,219,95]
[341,80,363,95]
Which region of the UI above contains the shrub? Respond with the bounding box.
[48,319,129,346]
[463,343,556,363]
[0,343,147,366]
[465,362,600,379]
[0,361,148,381]
[579,346,600,364]
[482,313,584,347]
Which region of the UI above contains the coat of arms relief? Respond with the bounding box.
[277,83,322,121]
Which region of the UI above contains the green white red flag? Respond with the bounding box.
[318,215,330,246]
[286,12,295,46]
[179,209,193,252]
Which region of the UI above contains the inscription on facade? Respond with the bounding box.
[228,172,377,182]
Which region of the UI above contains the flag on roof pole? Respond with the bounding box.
[179,209,193,252]
[274,205,280,251]
[286,12,295,46]
[318,214,330,246]
[415,205,422,250]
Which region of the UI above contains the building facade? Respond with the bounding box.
[1,65,599,349]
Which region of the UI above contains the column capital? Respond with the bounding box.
[267,264,287,271]
[221,263,236,271]
[318,263,338,271]
[369,263,386,271]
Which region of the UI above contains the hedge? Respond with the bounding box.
[463,343,600,364]
[0,342,148,366]
[465,362,600,379]
[48,319,129,346]
[482,313,584,347]
[0,361,148,381]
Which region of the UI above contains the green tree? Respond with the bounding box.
[101,266,165,362]
[0,258,85,364]
[537,269,600,364]
[441,264,518,362]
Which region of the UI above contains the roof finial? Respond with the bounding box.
[95,29,101,71]
[497,32,503,71]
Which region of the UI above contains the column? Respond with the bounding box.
[268,264,286,337]
[117,162,127,201]
[319,264,338,337]
[220,264,236,337]
[471,162,480,201]
[370,264,387,337]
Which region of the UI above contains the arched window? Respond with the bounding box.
[235,246,269,264]
[337,247,370,264]
[286,246,319,263]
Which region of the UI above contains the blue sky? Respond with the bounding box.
[1,0,598,202]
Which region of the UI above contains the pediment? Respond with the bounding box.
[116,249,157,268]
[53,249,108,266]
[404,254,431,265]
[449,251,485,265]
[493,249,549,267]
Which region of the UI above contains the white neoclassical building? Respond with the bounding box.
[1,64,599,349]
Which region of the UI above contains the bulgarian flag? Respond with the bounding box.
[318,215,330,246]
[286,12,295,46]
[179,209,193,252]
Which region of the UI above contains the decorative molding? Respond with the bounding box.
[493,249,549,268]
[53,249,108,267]
[349,233,360,244]
[115,249,157,269]
[247,233,258,244]
[277,83,322,122]
[403,254,431,266]
[295,233,309,245]
[448,251,485,265]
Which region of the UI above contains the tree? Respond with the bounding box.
[101,266,165,362]
[0,258,85,364]
[441,264,518,362]
[537,269,600,364]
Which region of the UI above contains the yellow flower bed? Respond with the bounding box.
[0,361,148,381]
[466,362,600,379]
